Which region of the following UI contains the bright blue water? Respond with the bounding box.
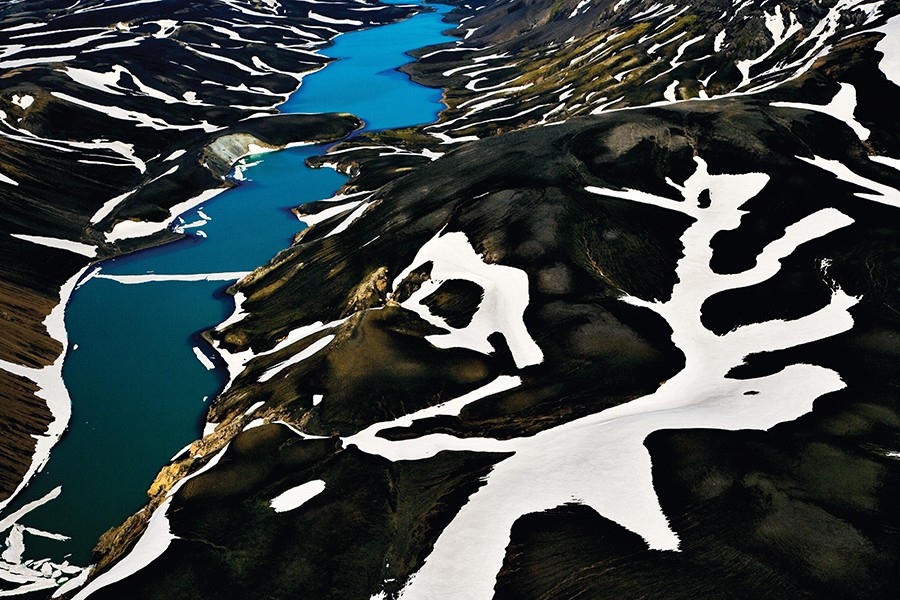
[282,3,450,131]
[2,0,451,569]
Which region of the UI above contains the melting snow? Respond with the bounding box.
[71,443,231,600]
[392,230,543,369]
[11,94,33,110]
[663,80,679,102]
[308,11,362,26]
[105,187,226,242]
[269,480,326,513]
[799,155,900,209]
[876,14,900,85]
[10,234,96,257]
[771,83,870,140]
[714,29,727,52]
[257,335,335,383]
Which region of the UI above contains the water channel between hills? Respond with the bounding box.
[3,0,453,569]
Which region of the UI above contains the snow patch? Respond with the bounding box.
[352,157,860,600]
[771,83,870,140]
[258,335,335,383]
[11,94,33,110]
[10,234,96,257]
[876,14,900,85]
[270,480,326,513]
[71,443,230,600]
[392,231,543,369]
[798,155,900,209]
[105,187,226,242]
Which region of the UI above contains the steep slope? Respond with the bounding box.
[76,0,900,599]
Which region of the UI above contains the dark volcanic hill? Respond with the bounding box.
[2,0,900,599]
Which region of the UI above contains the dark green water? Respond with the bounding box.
[2,0,452,568]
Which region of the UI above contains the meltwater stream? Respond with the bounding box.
[1,0,452,575]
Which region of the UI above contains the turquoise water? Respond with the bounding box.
[282,2,450,130]
[2,1,451,569]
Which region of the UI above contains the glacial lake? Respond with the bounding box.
[4,0,452,568]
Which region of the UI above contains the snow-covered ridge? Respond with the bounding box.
[415,0,899,140]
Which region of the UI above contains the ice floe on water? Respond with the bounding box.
[105,188,227,241]
[0,487,86,595]
[192,347,216,371]
[94,271,250,284]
